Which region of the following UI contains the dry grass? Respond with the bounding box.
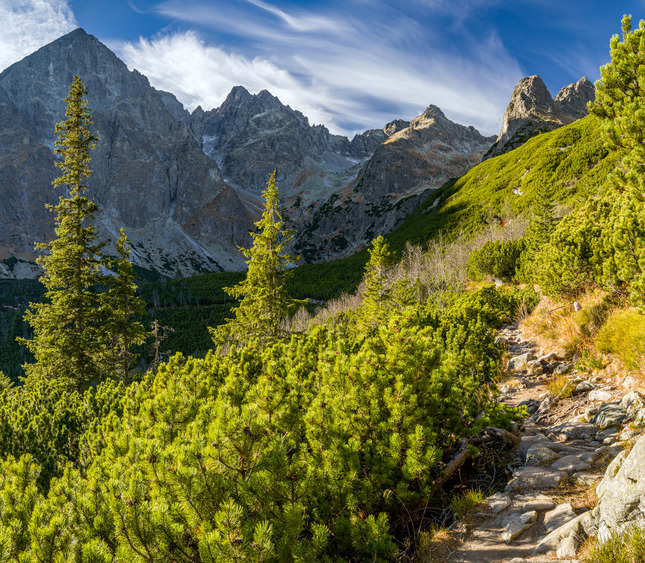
[304,218,530,328]
[547,374,575,399]
[521,290,622,360]
[414,527,458,562]
[501,377,522,389]
[596,308,645,375]
[583,525,645,562]
[549,481,599,513]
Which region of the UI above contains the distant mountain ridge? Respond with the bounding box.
[0,28,595,278]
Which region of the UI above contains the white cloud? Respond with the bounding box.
[120,32,339,128]
[119,1,523,136]
[0,0,77,72]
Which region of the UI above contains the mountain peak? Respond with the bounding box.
[224,85,252,105]
[57,27,93,42]
[554,76,595,120]
[484,74,595,160]
[511,75,555,114]
[420,104,447,120]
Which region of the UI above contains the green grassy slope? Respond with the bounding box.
[135,116,614,362]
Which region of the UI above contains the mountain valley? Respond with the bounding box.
[0,28,594,278]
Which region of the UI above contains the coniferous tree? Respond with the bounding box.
[211,171,296,346]
[20,76,107,391]
[589,15,645,302]
[102,228,147,384]
[358,236,394,330]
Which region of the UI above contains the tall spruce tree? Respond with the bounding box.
[20,76,108,391]
[358,236,394,330]
[211,171,295,346]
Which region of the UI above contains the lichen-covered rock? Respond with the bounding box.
[486,492,512,514]
[574,380,595,394]
[543,503,577,533]
[551,455,591,474]
[513,493,556,512]
[590,403,626,430]
[525,444,561,466]
[547,421,599,442]
[534,511,597,555]
[588,390,613,403]
[501,510,537,543]
[595,435,645,542]
[508,352,537,371]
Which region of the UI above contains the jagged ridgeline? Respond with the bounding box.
[129,114,614,366]
[0,28,496,279]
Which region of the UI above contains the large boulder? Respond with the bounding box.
[594,435,645,542]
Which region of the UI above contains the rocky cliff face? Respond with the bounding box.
[0,28,257,276]
[484,75,594,159]
[296,105,495,261]
[0,28,494,277]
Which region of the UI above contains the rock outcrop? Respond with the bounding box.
[484,75,594,159]
[449,322,645,562]
[0,28,255,276]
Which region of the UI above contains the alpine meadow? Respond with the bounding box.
[2,8,645,563]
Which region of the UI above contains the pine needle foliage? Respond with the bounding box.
[359,236,394,330]
[211,171,296,346]
[19,77,146,389]
[20,76,107,391]
[533,16,645,305]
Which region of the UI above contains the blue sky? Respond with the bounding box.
[0,1,640,137]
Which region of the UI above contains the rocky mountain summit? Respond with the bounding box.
[0,28,597,278]
[485,75,595,159]
[295,105,495,261]
[0,28,254,276]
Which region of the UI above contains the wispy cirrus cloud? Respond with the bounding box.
[118,0,523,136]
[0,0,77,72]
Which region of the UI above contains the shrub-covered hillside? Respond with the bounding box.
[388,114,619,248]
[0,114,619,378]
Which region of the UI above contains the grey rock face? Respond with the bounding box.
[0,28,497,276]
[595,436,645,542]
[554,76,595,120]
[0,28,252,276]
[486,492,512,514]
[590,403,626,430]
[547,422,599,442]
[534,510,597,556]
[505,466,567,492]
[543,503,577,533]
[508,351,537,372]
[525,444,561,466]
[501,510,537,543]
[484,75,595,159]
[551,454,591,474]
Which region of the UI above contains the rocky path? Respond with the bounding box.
[446,322,644,563]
